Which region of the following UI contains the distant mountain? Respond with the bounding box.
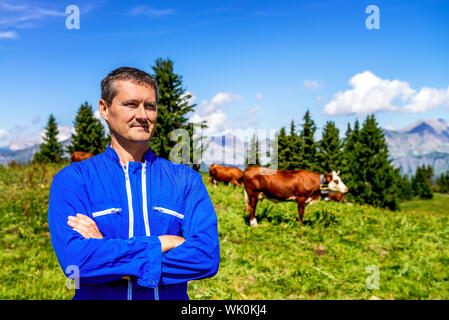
[0,138,71,166]
[198,134,272,171]
[385,119,449,176]
[2,119,448,178]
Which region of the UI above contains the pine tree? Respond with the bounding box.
[286,120,304,170]
[341,120,362,200]
[33,114,64,163]
[67,101,108,155]
[275,127,290,170]
[246,133,261,167]
[150,57,199,161]
[412,165,434,199]
[399,174,413,201]
[351,115,401,210]
[317,121,343,173]
[299,110,318,171]
[436,171,449,193]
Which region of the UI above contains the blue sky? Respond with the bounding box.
[0,0,448,149]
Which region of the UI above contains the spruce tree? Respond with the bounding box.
[246,133,261,167]
[436,171,449,193]
[33,114,64,163]
[275,127,290,170]
[317,121,343,173]
[300,110,318,171]
[412,165,434,199]
[351,115,401,210]
[67,101,108,155]
[399,174,413,201]
[150,57,199,161]
[287,120,304,170]
[341,120,362,200]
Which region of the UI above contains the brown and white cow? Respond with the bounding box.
[209,164,244,187]
[71,151,94,163]
[243,167,348,226]
[325,192,346,203]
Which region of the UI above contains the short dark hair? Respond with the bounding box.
[101,67,158,106]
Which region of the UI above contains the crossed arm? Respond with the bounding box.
[49,167,219,288]
[67,214,185,281]
[67,213,185,253]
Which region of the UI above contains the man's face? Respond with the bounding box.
[99,80,157,144]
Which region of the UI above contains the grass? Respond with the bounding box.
[400,193,449,216]
[0,162,448,299]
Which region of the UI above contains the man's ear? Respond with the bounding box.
[324,174,332,183]
[98,99,109,122]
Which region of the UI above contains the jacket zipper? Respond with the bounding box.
[121,163,134,300]
[153,206,184,219]
[142,163,159,300]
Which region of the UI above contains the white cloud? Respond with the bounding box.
[0,1,65,27]
[0,31,17,39]
[126,5,174,18]
[256,93,263,100]
[247,106,260,115]
[303,80,321,91]
[0,128,6,138]
[55,125,73,141]
[1,124,74,150]
[195,92,242,117]
[94,109,110,134]
[403,86,449,113]
[323,71,416,115]
[189,92,243,135]
[181,91,196,106]
[383,124,396,131]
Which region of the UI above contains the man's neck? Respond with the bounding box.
[110,136,150,164]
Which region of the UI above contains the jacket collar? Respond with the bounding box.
[104,144,156,164]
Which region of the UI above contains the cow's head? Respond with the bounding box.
[324,170,348,193]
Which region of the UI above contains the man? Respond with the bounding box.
[48,67,220,300]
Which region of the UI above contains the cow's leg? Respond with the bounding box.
[248,194,259,227]
[296,196,306,224]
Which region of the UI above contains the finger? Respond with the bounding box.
[70,217,94,229]
[76,214,96,225]
[72,227,90,239]
[77,215,100,230]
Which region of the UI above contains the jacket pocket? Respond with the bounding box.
[91,199,122,239]
[152,199,184,236]
[92,208,122,218]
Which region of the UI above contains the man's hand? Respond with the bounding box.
[66,214,185,279]
[158,235,185,253]
[67,214,103,239]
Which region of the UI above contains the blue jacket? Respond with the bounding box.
[48,145,220,300]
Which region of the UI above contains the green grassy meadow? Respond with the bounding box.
[0,163,448,299]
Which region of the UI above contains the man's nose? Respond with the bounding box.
[135,103,147,119]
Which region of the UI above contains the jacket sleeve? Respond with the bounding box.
[48,165,162,288]
[159,171,220,285]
